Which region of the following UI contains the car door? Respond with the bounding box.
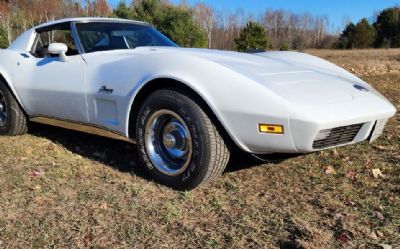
[14,23,88,123]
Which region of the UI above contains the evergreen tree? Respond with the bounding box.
[112,1,134,19]
[0,26,8,49]
[353,18,375,48]
[234,21,268,52]
[336,19,375,49]
[374,7,400,48]
[336,22,356,49]
[132,0,207,47]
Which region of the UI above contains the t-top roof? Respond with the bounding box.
[35,17,149,30]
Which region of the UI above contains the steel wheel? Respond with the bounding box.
[144,109,193,176]
[136,89,230,189]
[0,89,7,127]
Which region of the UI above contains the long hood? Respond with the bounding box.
[96,47,384,106]
[137,47,379,106]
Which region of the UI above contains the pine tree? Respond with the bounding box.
[0,26,8,48]
[234,21,268,52]
[374,7,400,48]
[353,18,375,48]
[112,1,134,19]
[131,0,207,47]
[336,22,356,49]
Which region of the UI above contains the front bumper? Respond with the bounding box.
[290,98,396,152]
[226,96,396,154]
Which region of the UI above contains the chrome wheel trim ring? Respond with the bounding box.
[0,89,7,127]
[144,109,193,176]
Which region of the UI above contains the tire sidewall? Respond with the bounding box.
[0,83,15,135]
[136,91,210,189]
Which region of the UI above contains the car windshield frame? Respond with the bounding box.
[73,21,177,54]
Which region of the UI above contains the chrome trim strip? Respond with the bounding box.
[30,116,135,144]
[70,22,85,55]
[72,19,150,26]
[30,31,40,55]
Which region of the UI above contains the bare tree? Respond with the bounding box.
[193,2,215,48]
[258,9,332,50]
[0,1,334,50]
[92,0,111,17]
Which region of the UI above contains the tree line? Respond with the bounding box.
[0,0,399,51]
[335,7,400,49]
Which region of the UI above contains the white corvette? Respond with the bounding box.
[0,18,396,189]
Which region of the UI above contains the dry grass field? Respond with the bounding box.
[0,49,399,249]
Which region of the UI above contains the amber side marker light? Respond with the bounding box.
[259,124,284,134]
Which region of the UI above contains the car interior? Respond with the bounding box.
[32,22,79,58]
[79,30,155,52]
[75,22,167,53]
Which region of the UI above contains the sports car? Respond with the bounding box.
[0,18,396,189]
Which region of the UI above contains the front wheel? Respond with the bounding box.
[136,89,230,190]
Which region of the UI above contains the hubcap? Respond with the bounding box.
[0,90,7,127]
[145,110,193,176]
[163,133,176,148]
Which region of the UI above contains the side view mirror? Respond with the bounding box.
[48,43,68,62]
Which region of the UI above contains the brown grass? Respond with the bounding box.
[0,49,399,248]
[307,48,400,77]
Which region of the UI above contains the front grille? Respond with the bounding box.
[312,123,363,149]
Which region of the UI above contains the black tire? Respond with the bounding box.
[136,89,230,190]
[0,80,28,136]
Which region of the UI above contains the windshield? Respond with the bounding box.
[75,22,177,53]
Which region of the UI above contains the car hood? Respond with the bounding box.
[103,47,383,106]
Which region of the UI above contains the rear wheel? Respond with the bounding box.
[136,89,230,190]
[0,81,27,136]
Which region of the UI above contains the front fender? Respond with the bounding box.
[0,62,26,111]
[122,53,297,153]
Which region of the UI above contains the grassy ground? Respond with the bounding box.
[0,49,399,248]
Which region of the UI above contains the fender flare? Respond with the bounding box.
[0,69,26,113]
[125,75,249,152]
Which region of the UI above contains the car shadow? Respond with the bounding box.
[36,57,62,66]
[28,123,299,179]
[225,149,302,173]
[28,122,149,178]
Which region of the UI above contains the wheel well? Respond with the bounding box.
[0,73,27,116]
[128,78,235,148]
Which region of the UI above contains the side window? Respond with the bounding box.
[77,29,156,52]
[78,30,109,53]
[75,22,177,53]
[32,28,79,58]
[124,31,155,48]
